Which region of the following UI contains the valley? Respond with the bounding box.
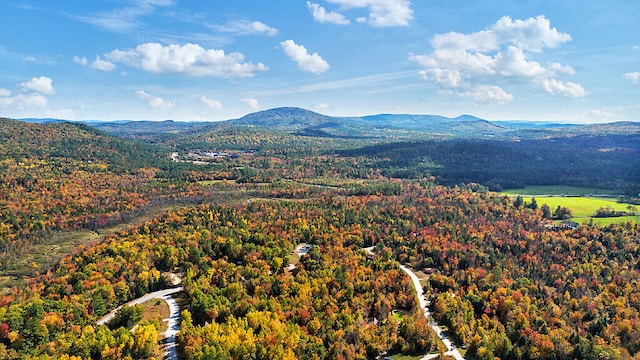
[0,109,639,359]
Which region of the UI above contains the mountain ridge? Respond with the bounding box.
[15,107,640,141]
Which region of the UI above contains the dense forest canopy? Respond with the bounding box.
[0,116,639,359]
[338,136,640,194]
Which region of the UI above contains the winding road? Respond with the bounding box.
[399,265,465,360]
[364,247,464,359]
[97,287,183,360]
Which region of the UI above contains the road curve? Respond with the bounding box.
[97,287,183,360]
[399,265,465,360]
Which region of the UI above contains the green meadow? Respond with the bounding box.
[501,186,639,225]
[500,185,617,196]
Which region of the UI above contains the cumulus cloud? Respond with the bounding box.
[135,90,175,109]
[307,2,350,25]
[90,56,116,72]
[73,56,88,65]
[19,76,55,95]
[0,76,64,117]
[105,42,268,77]
[242,98,260,110]
[492,15,572,53]
[325,0,413,27]
[459,85,514,103]
[5,93,49,108]
[541,78,586,98]
[280,40,329,74]
[201,96,222,110]
[625,72,640,84]
[410,15,584,102]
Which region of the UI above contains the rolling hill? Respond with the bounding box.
[67,107,640,143]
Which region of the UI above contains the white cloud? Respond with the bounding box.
[105,42,268,77]
[135,90,175,109]
[73,56,88,65]
[418,69,465,88]
[541,78,586,98]
[494,46,547,77]
[24,56,36,62]
[242,98,260,110]
[210,20,279,36]
[248,70,415,97]
[90,56,116,72]
[410,15,584,103]
[280,39,329,74]
[492,15,572,53]
[74,0,175,32]
[326,0,413,27]
[0,77,74,117]
[307,2,350,25]
[431,30,498,53]
[459,85,513,103]
[12,93,48,108]
[549,62,575,75]
[248,21,279,36]
[19,76,55,95]
[201,96,222,110]
[625,72,640,84]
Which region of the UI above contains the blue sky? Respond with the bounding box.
[0,0,638,122]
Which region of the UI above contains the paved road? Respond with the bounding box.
[97,287,183,360]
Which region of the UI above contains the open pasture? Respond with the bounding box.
[500,186,638,225]
[500,185,617,196]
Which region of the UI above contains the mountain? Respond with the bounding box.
[1,117,166,171]
[18,117,69,124]
[224,107,514,139]
[20,107,640,142]
[230,107,334,129]
[218,107,640,139]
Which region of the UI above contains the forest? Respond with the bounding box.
[1,117,639,359]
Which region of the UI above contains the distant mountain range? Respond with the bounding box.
[19,107,640,140]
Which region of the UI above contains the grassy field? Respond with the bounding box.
[389,355,424,360]
[500,186,638,225]
[0,205,183,293]
[500,185,617,196]
[523,197,633,217]
[136,299,171,360]
[0,229,102,293]
[530,197,638,226]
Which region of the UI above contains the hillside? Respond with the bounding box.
[338,135,640,194]
[1,112,639,360]
[0,118,166,171]
[0,118,186,270]
[79,107,640,144]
